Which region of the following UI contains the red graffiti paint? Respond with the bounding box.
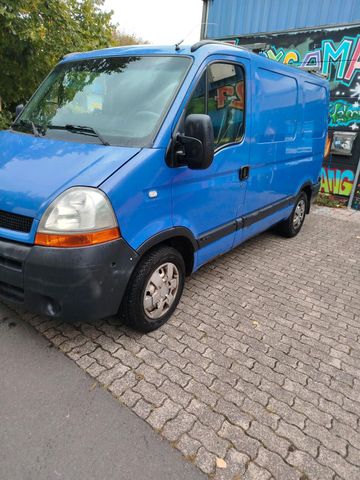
[320,167,355,196]
[215,81,244,110]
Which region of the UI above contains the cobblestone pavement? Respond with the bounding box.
[3,206,360,480]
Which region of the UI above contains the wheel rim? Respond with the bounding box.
[143,262,179,319]
[293,199,306,229]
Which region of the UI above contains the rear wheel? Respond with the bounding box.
[118,245,185,332]
[276,192,308,238]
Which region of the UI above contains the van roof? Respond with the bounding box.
[61,43,328,85]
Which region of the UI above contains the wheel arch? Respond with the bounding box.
[136,227,198,276]
[298,181,313,214]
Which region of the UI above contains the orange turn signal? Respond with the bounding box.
[35,227,120,248]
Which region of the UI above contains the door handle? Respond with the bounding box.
[239,166,250,181]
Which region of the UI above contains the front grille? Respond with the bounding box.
[0,210,33,233]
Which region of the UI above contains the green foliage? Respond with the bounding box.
[112,30,148,46]
[0,0,143,125]
[0,110,12,129]
[315,193,347,208]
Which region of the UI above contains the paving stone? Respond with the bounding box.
[304,419,347,456]
[160,363,191,387]
[159,379,193,408]
[185,379,220,408]
[90,348,118,368]
[108,371,138,397]
[243,462,272,480]
[133,380,167,407]
[218,421,260,460]
[248,420,291,457]
[190,421,230,458]
[256,447,300,480]
[133,398,152,420]
[291,397,328,428]
[162,410,197,442]
[186,398,225,431]
[75,354,95,370]
[347,445,360,467]
[214,398,252,431]
[194,447,216,475]
[213,449,249,480]
[135,363,166,388]
[267,398,306,429]
[112,347,143,369]
[175,433,201,458]
[119,389,141,408]
[318,446,360,480]
[277,419,320,457]
[86,361,106,378]
[242,397,280,430]
[147,399,181,430]
[97,363,129,387]
[287,449,334,480]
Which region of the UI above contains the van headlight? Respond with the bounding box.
[35,187,120,247]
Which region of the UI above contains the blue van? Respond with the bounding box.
[0,42,329,331]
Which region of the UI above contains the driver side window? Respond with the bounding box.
[185,62,245,149]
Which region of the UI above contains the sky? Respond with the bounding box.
[103,0,204,45]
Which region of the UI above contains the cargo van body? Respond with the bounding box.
[0,43,329,331]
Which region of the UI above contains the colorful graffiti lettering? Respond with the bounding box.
[329,100,360,127]
[261,35,360,86]
[215,81,244,110]
[320,167,355,196]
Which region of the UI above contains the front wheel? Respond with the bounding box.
[276,192,308,238]
[118,245,185,332]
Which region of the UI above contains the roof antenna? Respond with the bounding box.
[174,22,214,51]
[175,39,184,51]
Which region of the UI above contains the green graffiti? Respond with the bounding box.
[329,100,360,127]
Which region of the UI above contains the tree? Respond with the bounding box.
[0,0,143,127]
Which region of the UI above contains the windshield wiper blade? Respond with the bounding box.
[64,124,110,146]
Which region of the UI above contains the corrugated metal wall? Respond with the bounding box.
[204,0,360,38]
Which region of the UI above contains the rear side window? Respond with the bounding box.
[186,62,245,149]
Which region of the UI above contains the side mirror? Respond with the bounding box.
[176,114,214,170]
[15,104,24,118]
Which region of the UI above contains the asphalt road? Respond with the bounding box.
[0,310,205,480]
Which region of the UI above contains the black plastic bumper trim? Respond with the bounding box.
[0,237,139,321]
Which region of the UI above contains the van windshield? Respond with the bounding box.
[14,56,191,147]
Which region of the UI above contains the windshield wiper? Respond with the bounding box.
[48,124,110,146]
[12,119,42,137]
[31,121,41,137]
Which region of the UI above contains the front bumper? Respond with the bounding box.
[0,238,139,321]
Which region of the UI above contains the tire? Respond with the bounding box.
[118,245,185,332]
[276,192,308,238]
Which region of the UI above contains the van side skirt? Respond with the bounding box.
[197,195,295,248]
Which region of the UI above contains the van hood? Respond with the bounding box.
[0,131,141,219]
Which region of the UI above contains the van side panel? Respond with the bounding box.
[234,55,328,245]
[101,148,174,251]
[301,80,328,184]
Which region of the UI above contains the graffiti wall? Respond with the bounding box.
[226,24,360,204]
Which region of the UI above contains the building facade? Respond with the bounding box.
[202,0,360,209]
